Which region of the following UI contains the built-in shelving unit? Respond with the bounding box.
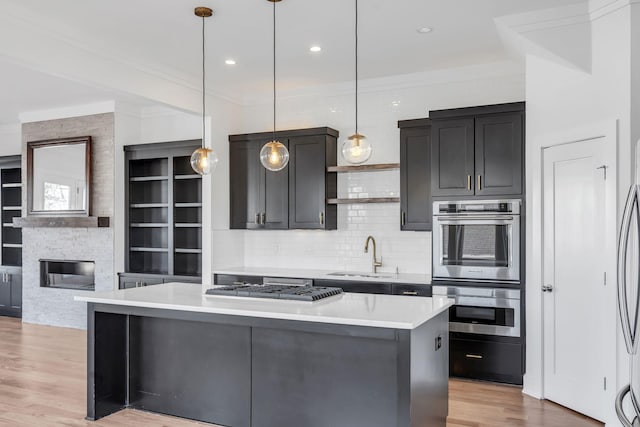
[1,167,22,266]
[125,141,202,278]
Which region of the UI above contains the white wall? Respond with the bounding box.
[0,123,21,156]
[523,4,635,417]
[236,61,525,275]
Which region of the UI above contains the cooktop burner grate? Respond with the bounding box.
[205,284,343,302]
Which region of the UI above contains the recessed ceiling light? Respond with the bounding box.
[225,59,236,65]
[309,46,322,53]
[416,27,433,34]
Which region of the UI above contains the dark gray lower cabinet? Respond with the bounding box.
[314,279,392,294]
[0,267,21,317]
[450,333,523,385]
[214,274,263,285]
[118,273,201,289]
[392,284,432,297]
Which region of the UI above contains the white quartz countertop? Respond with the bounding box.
[74,282,452,330]
[213,266,431,285]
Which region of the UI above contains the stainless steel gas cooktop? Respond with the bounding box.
[205,284,343,302]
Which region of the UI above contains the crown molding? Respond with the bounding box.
[19,101,116,124]
[241,60,524,106]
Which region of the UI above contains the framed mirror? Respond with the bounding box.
[27,136,91,216]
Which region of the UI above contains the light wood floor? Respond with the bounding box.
[0,317,602,427]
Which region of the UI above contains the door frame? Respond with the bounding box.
[524,119,617,424]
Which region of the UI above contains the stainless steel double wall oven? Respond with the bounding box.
[432,199,523,385]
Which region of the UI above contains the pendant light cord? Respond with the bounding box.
[202,14,206,149]
[273,1,277,141]
[355,0,359,135]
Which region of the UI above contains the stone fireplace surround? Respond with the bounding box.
[21,113,114,329]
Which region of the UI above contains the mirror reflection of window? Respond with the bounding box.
[43,182,70,211]
[32,142,87,212]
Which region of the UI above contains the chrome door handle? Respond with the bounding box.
[402,291,418,296]
[319,212,324,225]
[255,213,260,225]
[477,175,482,191]
[542,285,553,292]
[261,212,266,225]
[467,175,472,191]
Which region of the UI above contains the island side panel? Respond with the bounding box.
[409,310,449,427]
[86,304,127,420]
[251,325,400,427]
[128,315,252,427]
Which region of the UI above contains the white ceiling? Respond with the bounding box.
[0,0,588,123]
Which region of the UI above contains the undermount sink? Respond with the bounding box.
[327,272,394,279]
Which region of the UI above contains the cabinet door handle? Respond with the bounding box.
[402,291,418,296]
[467,175,472,191]
[261,212,266,225]
[255,213,260,225]
[401,211,406,227]
[477,175,482,191]
[465,354,483,359]
[319,212,324,225]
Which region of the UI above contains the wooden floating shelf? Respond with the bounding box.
[13,216,110,228]
[175,203,202,208]
[2,243,22,248]
[130,247,169,253]
[130,176,169,182]
[2,206,21,211]
[174,174,202,180]
[327,197,400,205]
[130,203,168,209]
[175,248,202,254]
[2,183,22,188]
[175,223,202,228]
[327,163,400,173]
[129,223,169,228]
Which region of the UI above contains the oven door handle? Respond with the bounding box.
[435,217,514,226]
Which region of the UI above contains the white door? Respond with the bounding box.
[542,138,609,421]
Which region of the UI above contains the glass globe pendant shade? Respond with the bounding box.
[341,133,371,164]
[260,140,289,171]
[190,147,219,175]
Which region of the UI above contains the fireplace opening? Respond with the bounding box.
[40,259,95,291]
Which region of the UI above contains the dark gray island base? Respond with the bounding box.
[83,287,450,427]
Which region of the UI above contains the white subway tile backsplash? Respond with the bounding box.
[243,181,431,275]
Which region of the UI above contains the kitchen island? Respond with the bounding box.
[75,282,453,427]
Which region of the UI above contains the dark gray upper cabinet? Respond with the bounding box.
[474,112,523,196]
[229,128,337,231]
[429,102,525,198]
[229,138,288,230]
[431,118,475,197]
[288,135,336,230]
[398,120,432,231]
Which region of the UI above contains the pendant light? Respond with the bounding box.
[190,6,219,175]
[341,0,372,164]
[260,0,290,172]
